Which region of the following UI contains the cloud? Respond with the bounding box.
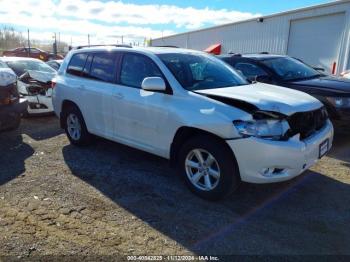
[56,0,259,29]
[0,0,260,45]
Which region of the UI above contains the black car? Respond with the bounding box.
[218,53,350,125]
[46,59,63,71]
[0,67,27,131]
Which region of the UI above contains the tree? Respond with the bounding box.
[0,26,26,52]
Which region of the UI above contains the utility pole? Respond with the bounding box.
[88,34,90,46]
[27,29,30,57]
[53,32,57,55]
[58,32,60,53]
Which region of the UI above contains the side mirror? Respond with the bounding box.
[313,67,325,72]
[255,75,272,83]
[141,77,166,91]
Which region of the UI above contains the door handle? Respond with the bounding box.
[113,93,124,99]
[77,85,85,90]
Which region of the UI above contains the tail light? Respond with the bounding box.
[0,97,11,105]
[0,82,19,105]
[0,93,18,105]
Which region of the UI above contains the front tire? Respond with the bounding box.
[178,135,240,201]
[63,106,91,146]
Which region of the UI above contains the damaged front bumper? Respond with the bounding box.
[226,120,334,183]
[25,93,54,114]
[17,74,54,115]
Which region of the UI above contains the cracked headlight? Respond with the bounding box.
[233,119,290,140]
[326,97,350,109]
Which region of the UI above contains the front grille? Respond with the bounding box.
[287,107,328,140]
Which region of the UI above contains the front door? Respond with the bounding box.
[112,52,171,155]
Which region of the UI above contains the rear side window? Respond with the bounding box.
[89,53,116,83]
[120,53,162,88]
[67,53,88,76]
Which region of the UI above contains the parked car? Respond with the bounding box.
[0,68,28,131]
[1,57,56,115]
[46,60,63,71]
[53,46,333,200]
[218,53,350,126]
[3,47,63,62]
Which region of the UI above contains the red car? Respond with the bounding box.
[3,47,63,62]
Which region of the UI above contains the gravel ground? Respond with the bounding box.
[0,116,349,259]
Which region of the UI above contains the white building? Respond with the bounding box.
[151,0,350,74]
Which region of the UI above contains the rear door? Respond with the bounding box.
[64,53,91,127]
[81,51,119,137]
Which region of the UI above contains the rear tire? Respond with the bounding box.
[178,135,240,201]
[62,105,91,146]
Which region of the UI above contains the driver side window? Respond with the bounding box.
[235,62,267,79]
[120,53,162,89]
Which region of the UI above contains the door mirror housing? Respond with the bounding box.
[255,75,272,83]
[141,77,166,91]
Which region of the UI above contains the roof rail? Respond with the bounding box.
[75,44,132,50]
[153,45,179,48]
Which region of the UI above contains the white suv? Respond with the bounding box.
[52,46,333,200]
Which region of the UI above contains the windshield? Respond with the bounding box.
[158,53,248,91]
[5,60,56,77]
[261,56,322,81]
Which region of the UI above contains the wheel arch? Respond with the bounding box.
[60,100,80,128]
[169,126,237,168]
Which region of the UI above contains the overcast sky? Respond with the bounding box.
[0,0,332,46]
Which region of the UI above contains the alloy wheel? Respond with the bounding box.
[185,149,221,191]
[66,113,82,141]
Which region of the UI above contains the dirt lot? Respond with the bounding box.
[0,116,349,259]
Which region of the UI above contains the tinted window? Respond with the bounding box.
[30,48,41,54]
[235,62,268,79]
[158,53,247,91]
[120,53,162,88]
[261,57,321,81]
[67,53,88,76]
[82,55,93,77]
[89,53,116,83]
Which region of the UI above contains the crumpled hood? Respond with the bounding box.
[196,82,323,116]
[25,70,55,83]
[17,70,55,97]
